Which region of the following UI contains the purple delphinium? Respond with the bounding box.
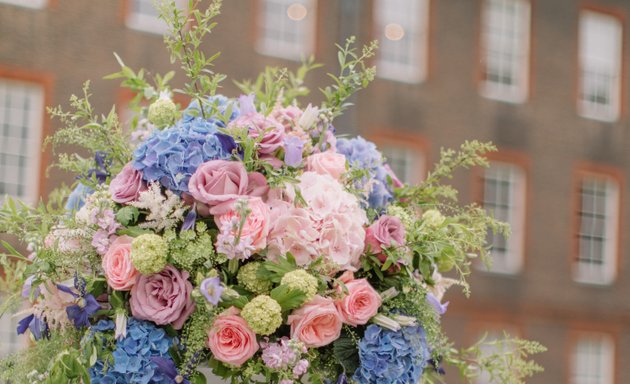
[199,277,224,306]
[17,314,49,340]
[151,357,191,384]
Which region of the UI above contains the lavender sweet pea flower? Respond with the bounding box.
[200,277,224,306]
[238,94,256,116]
[284,136,305,167]
[21,275,40,299]
[426,292,449,315]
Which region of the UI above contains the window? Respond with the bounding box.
[126,0,185,34]
[570,333,615,384]
[575,175,619,285]
[578,11,623,122]
[380,144,425,185]
[482,162,526,274]
[0,79,45,204]
[0,0,46,9]
[257,0,317,60]
[480,0,531,102]
[374,0,429,83]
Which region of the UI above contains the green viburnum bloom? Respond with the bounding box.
[240,295,283,336]
[131,234,168,275]
[423,209,446,227]
[280,269,318,302]
[237,262,272,294]
[147,94,177,129]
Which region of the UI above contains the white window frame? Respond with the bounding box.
[0,79,45,204]
[256,0,317,61]
[126,0,186,35]
[575,175,619,285]
[380,144,425,185]
[480,0,531,103]
[570,333,615,384]
[481,162,526,274]
[578,11,623,122]
[0,0,46,9]
[374,0,429,83]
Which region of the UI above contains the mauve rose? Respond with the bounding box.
[102,236,138,291]
[207,307,259,366]
[130,265,195,330]
[230,113,285,155]
[109,163,147,204]
[365,215,406,254]
[335,278,382,326]
[306,151,347,180]
[188,160,269,215]
[287,296,343,348]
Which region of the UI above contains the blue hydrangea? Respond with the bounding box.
[89,318,178,384]
[132,95,239,194]
[336,137,393,210]
[352,324,430,384]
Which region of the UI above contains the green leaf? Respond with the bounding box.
[115,206,140,226]
[333,336,360,373]
[116,226,153,237]
[270,285,306,311]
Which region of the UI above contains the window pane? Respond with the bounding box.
[571,334,614,384]
[127,0,186,35]
[380,144,425,185]
[575,175,618,284]
[257,0,317,60]
[482,162,526,274]
[0,79,44,204]
[480,0,530,102]
[374,0,429,83]
[578,11,622,121]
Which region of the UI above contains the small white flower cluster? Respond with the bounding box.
[130,183,186,231]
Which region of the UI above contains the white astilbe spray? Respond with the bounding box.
[130,182,186,231]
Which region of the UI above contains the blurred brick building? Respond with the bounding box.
[1,0,629,383]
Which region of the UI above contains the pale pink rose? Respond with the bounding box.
[271,105,302,132]
[188,160,269,215]
[365,215,406,254]
[305,151,347,180]
[335,279,382,326]
[230,113,285,155]
[215,197,271,251]
[102,235,138,291]
[130,265,195,330]
[207,307,259,367]
[338,270,355,284]
[109,163,147,204]
[287,296,343,348]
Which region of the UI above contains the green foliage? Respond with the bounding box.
[158,0,225,118]
[178,307,217,377]
[164,221,217,272]
[333,331,360,374]
[269,284,306,312]
[425,333,547,384]
[235,58,322,114]
[0,327,84,384]
[320,36,378,122]
[115,206,140,226]
[258,253,298,284]
[46,81,132,187]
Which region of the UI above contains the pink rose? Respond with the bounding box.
[207,307,259,366]
[335,278,382,326]
[365,215,406,254]
[130,265,195,330]
[306,151,347,180]
[287,296,343,348]
[230,113,285,155]
[271,105,302,132]
[101,235,138,291]
[215,197,271,250]
[109,163,147,204]
[188,160,269,215]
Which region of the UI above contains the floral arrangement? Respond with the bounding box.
[0,1,545,383]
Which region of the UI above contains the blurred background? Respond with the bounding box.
[1,0,629,383]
